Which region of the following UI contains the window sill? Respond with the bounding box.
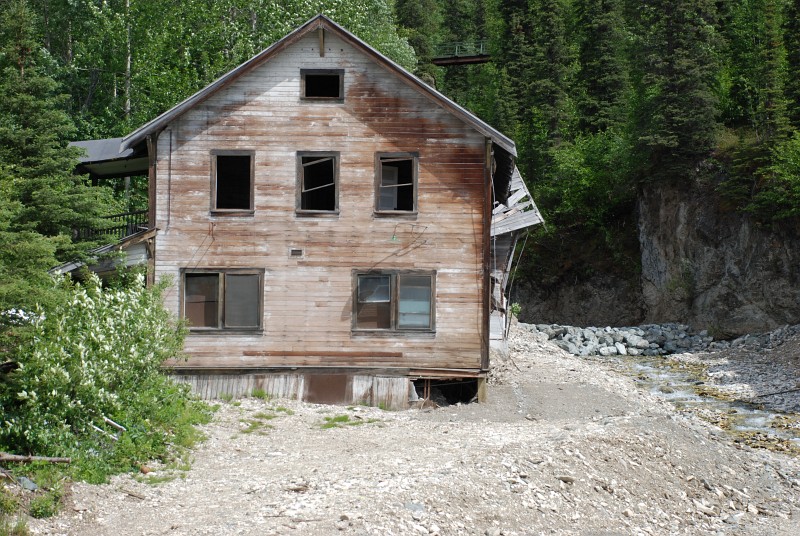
[373,211,418,219]
[300,97,345,103]
[351,330,436,339]
[188,329,263,336]
[210,210,255,217]
[295,210,340,218]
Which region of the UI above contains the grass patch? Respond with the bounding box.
[135,473,178,485]
[320,414,379,429]
[0,517,28,536]
[239,419,274,435]
[0,490,17,515]
[251,388,271,401]
[272,406,294,415]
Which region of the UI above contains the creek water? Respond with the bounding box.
[601,355,800,447]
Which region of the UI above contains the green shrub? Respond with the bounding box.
[751,132,800,220]
[0,489,17,515]
[0,273,211,482]
[27,490,60,519]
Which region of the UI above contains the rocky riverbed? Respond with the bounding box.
[524,321,800,357]
[24,324,800,535]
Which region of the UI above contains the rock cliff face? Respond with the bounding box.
[517,177,800,335]
[638,178,800,336]
[513,273,644,328]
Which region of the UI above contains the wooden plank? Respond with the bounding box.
[243,350,403,358]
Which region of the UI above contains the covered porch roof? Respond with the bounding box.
[70,137,148,180]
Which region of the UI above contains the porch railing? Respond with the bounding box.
[78,210,149,242]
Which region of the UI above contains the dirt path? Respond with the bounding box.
[30,327,800,535]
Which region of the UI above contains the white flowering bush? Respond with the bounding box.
[0,273,208,479]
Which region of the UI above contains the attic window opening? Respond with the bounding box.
[212,151,254,213]
[377,153,417,213]
[301,69,344,100]
[298,152,339,212]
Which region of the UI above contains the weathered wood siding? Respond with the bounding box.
[173,372,410,409]
[155,32,487,373]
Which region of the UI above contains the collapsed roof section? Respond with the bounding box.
[489,167,543,350]
[491,167,543,237]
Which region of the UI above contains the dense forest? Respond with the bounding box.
[401,0,800,287]
[2,0,800,314]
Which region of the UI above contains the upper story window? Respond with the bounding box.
[211,150,254,214]
[301,69,344,101]
[376,153,418,213]
[297,151,339,213]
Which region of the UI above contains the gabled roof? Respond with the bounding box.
[121,14,516,157]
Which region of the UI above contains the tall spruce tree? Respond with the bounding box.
[783,1,800,129]
[628,0,720,180]
[395,0,442,79]
[496,0,570,181]
[574,0,629,133]
[0,0,113,262]
[721,0,789,142]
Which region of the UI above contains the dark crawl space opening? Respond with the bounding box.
[413,378,478,406]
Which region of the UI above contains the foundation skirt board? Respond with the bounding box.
[172,371,411,410]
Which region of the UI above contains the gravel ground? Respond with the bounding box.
[28,325,800,536]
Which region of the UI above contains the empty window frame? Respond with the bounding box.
[354,271,435,331]
[211,150,254,212]
[301,69,344,100]
[376,153,418,213]
[183,269,263,331]
[298,151,339,212]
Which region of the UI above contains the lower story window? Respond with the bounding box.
[354,271,434,331]
[183,269,263,330]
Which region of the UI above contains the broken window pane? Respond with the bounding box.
[215,155,251,210]
[378,157,414,211]
[398,275,432,329]
[300,155,337,211]
[224,274,260,327]
[356,275,391,329]
[185,274,219,328]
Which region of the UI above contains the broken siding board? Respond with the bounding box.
[491,210,544,236]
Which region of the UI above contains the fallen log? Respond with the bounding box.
[0,452,71,464]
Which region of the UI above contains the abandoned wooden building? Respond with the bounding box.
[63,15,543,408]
